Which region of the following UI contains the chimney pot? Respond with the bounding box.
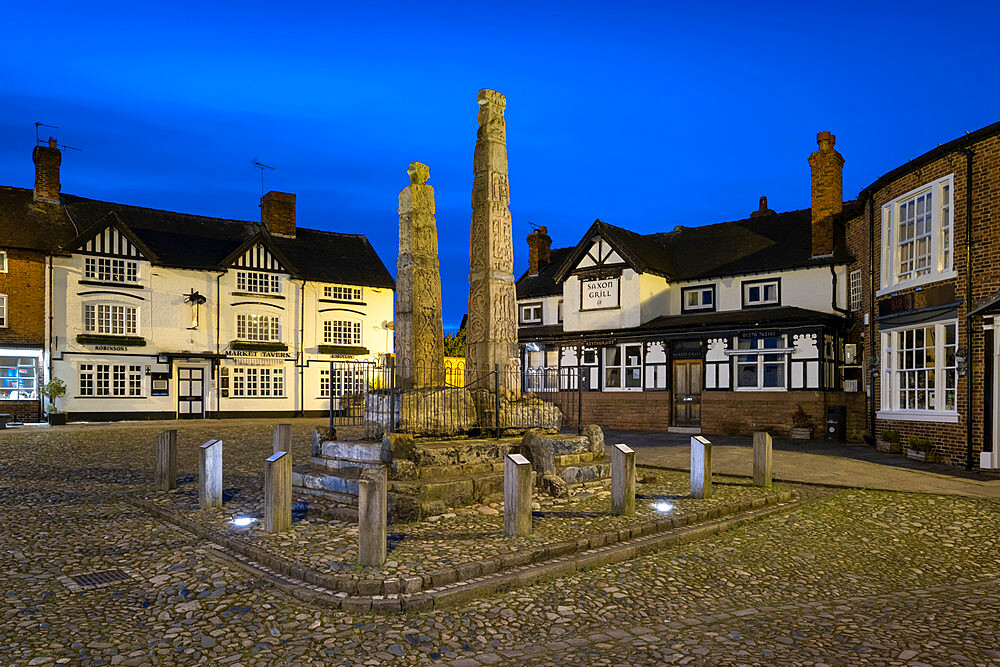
[261,191,296,238]
[526,226,552,275]
[48,137,57,148]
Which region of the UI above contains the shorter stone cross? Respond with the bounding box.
[611,443,636,516]
[154,429,177,492]
[199,439,222,510]
[690,435,713,499]
[264,451,292,533]
[504,453,533,537]
[752,431,772,487]
[358,467,388,566]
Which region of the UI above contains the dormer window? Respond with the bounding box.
[236,271,281,294]
[742,279,779,307]
[520,303,543,325]
[85,257,139,283]
[682,285,715,312]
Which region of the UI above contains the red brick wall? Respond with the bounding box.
[1,400,42,422]
[701,391,867,441]
[0,248,46,345]
[548,391,673,430]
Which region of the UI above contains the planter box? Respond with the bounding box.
[48,413,67,426]
[905,448,928,462]
[876,439,902,454]
[790,427,811,440]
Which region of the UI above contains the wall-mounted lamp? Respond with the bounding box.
[956,347,968,377]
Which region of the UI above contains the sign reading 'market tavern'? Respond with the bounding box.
[580,276,620,310]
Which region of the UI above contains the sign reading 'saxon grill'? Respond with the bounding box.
[580,276,620,311]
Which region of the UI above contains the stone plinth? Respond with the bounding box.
[504,453,532,537]
[199,439,222,510]
[466,89,518,385]
[395,162,445,389]
[611,443,635,516]
[690,435,712,499]
[265,451,292,533]
[154,429,177,492]
[358,467,388,566]
[273,424,291,454]
[753,431,773,487]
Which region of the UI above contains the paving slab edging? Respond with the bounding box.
[130,488,794,611]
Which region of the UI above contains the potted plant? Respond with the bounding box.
[905,435,934,462]
[40,378,67,426]
[790,404,811,439]
[877,429,902,454]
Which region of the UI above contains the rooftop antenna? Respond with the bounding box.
[528,221,540,231]
[57,142,82,152]
[34,122,58,145]
[252,158,275,197]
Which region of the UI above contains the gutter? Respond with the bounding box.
[962,148,975,470]
[868,195,877,443]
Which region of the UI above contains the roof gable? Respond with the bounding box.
[225,237,290,274]
[67,212,156,261]
[575,237,625,270]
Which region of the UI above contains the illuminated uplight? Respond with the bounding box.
[652,501,673,513]
[231,517,256,527]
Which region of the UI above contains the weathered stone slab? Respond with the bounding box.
[358,467,388,566]
[265,451,292,533]
[320,440,385,463]
[198,439,222,510]
[691,435,712,499]
[310,428,322,458]
[504,453,532,537]
[273,424,291,454]
[611,443,635,516]
[753,431,773,488]
[582,424,605,457]
[154,429,177,492]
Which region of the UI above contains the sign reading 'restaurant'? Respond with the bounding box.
[580,276,620,311]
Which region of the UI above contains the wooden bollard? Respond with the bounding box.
[273,424,291,454]
[753,431,772,488]
[358,467,388,566]
[264,451,292,533]
[504,453,533,537]
[154,429,177,492]
[611,443,636,516]
[690,435,712,499]
[199,439,223,509]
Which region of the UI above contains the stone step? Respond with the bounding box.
[311,456,383,471]
[292,464,365,500]
[315,440,385,463]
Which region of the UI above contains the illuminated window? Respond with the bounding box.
[230,367,284,397]
[236,313,280,342]
[83,304,138,335]
[323,320,362,345]
[880,175,954,292]
[236,271,281,294]
[881,321,957,414]
[323,285,363,301]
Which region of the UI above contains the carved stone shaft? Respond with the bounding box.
[466,89,518,385]
[396,162,445,389]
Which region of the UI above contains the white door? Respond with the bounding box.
[178,367,205,419]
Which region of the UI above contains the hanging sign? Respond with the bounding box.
[580,277,620,311]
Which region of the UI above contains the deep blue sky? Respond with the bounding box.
[2,1,998,330]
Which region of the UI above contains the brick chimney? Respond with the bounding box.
[808,131,844,257]
[261,191,296,238]
[32,138,61,203]
[526,226,551,275]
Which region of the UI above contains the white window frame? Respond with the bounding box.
[235,313,281,342]
[849,269,863,311]
[83,303,139,336]
[0,355,37,400]
[323,319,362,346]
[603,343,643,392]
[230,366,285,398]
[79,363,143,397]
[520,303,543,324]
[0,294,6,328]
[682,285,715,311]
[84,257,139,283]
[0,251,7,273]
[731,336,789,391]
[236,271,281,294]
[878,319,959,421]
[323,285,363,301]
[524,347,560,392]
[742,280,779,307]
[878,174,955,295]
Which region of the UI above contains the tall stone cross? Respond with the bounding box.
[466,88,518,386]
[396,161,445,388]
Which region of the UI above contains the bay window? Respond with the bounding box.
[880,175,954,292]
[880,320,958,419]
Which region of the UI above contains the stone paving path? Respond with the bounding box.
[2,422,1000,665]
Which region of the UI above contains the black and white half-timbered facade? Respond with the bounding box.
[48,190,394,421]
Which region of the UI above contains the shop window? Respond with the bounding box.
[230,367,285,397]
[604,344,642,391]
[734,337,787,390]
[880,320,957,417]
[0,356,37,400]
[525,347,559,392]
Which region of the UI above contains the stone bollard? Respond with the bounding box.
[358,467,388,567]
[273,424,291,454]
[154,429,178,492]
[611,443,636,516]
[752,431,773,488]
[690,435,712,499]
[264,451,292,533]
[504,453,533,537]
[199,439,223,510]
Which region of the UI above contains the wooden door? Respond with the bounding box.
[178,367,205,419]
[672,360,702,426]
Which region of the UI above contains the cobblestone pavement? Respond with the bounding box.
[3,422,1000,665]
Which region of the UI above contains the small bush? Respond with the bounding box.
[907,435,933,452]
[881,430,901,444]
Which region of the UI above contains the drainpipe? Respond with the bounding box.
[868,194,877,442]
[299,278,307,418]
[962,148,975,469]
[215,270,225,417]
[830,264,852,317]
[46,254,54,418]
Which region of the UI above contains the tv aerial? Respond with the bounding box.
[252,158,275,196]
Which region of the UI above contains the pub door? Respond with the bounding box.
[178,367,206,419]
[672,360,703,427]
